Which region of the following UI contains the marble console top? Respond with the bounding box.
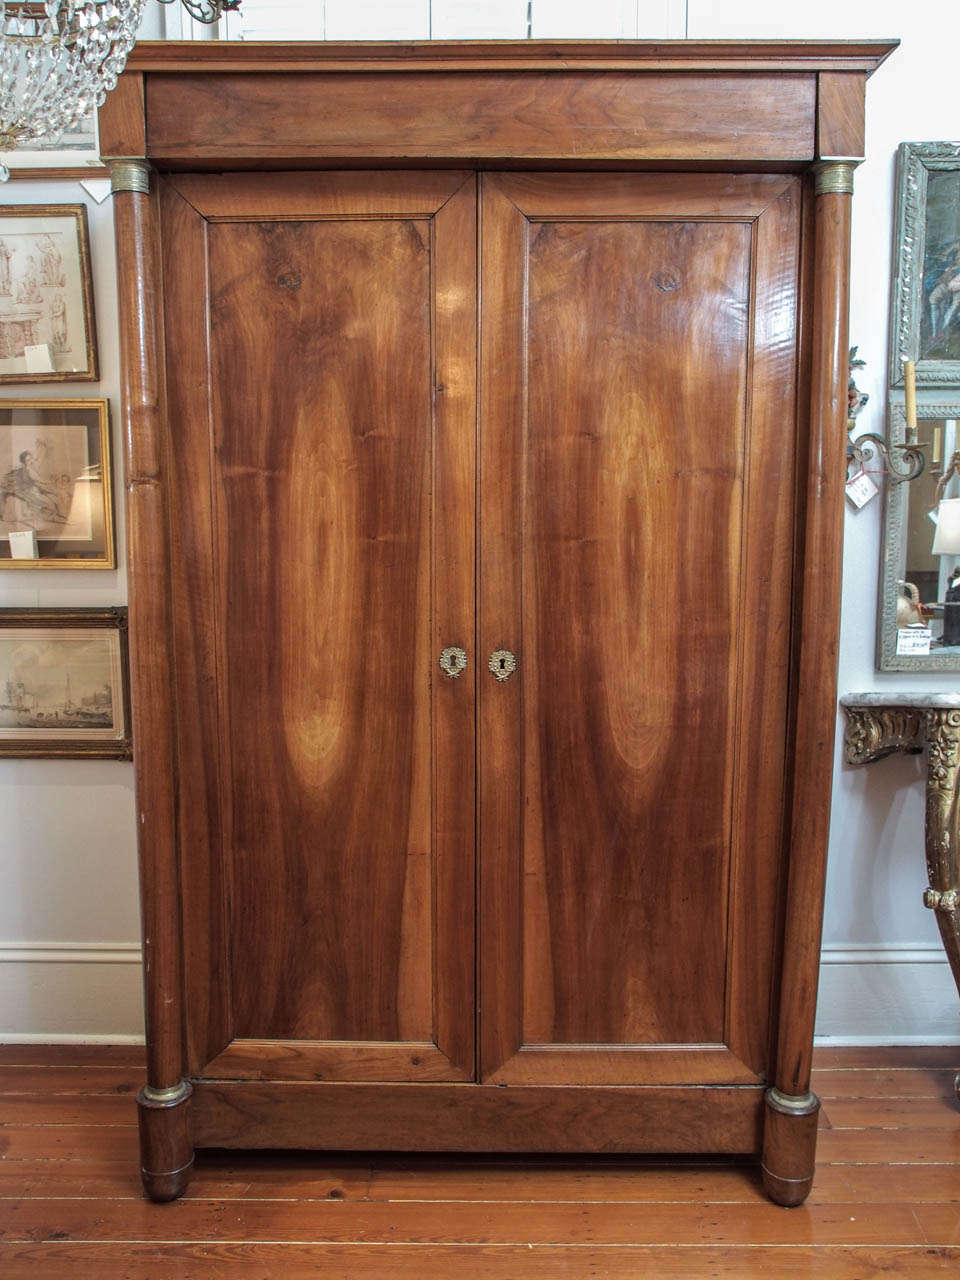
[841,692,960,709]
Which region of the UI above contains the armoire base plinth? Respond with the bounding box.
[760,1087,820,1206]
[137,1081,195,1203]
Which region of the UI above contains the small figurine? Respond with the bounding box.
[848,346,869,429]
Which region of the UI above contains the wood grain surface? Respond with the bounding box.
[112,181,183,1092]
[0,1045,957,1279]
[143,71,817,165]
[118,39,899,75]
[189,1081,764,1153]
[771,181,854,1101]
[160,171,476,1081]
[478,172,800,1086]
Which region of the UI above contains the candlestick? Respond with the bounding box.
[904,359,918,438]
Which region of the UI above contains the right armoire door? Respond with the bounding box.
[477,172,803,1089]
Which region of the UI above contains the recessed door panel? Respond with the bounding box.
[479,173,801,1084]
[161,172,476,1081]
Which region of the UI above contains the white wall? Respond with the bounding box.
[1,0,958,1043]
[0,179,143,1041]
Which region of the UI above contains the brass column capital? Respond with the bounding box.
[813,160,859,197]
[109,159,151,195]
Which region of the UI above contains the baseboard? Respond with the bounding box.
[0,942,142,965]
[0,1032,146,1044]
[815,943,959,1043]
[0,942,144,1040]
[0,942,956,1044]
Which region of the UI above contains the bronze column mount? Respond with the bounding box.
[841,693,960,1103]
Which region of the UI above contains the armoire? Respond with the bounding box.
[100,37,896,1206]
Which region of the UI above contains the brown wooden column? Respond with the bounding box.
[110,159,193,1202]
[761,159,857,1207]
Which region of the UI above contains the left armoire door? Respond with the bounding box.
[159,171,478,1082]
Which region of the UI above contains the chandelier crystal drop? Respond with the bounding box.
[0,1,145,180]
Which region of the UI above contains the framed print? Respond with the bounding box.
[0,205,98,383]
[890,142,960,389]
[0,607,131,758]
[0,110,102,178]
[0,399,115,568]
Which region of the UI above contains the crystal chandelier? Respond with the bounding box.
[0,1,241,181]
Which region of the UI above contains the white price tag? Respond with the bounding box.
[896,627,932,656]
[23,343,56,373]
[845,469,879,508]
[8,530,39,559]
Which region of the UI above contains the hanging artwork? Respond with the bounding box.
[0,205,98,383]
[0,399,114,567]
[0,608,131,758]
[890,142,960,389]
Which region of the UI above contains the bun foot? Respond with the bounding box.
[137,1080,194,1203]
[761,1086,820,1207]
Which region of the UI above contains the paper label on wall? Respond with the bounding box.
[845,469,879,508]
[896,627,932,656]
[8,530,39,558]
[23,343,56,373]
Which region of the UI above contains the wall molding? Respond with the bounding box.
[0,942,142,966]
[820,943,949,966]
[0,1032,146,1044]
[0,942,954,1043]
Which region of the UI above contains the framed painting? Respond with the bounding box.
[0,399,115,568]
[0,205,98,383]
[0,607,131,758]
[890,142,960,389]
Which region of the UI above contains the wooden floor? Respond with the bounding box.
[0,1046,958,1277]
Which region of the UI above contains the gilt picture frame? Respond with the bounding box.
[0,607,131,758]
[0,205,98,383]
[890,142,960,390]
[0,398,115,568]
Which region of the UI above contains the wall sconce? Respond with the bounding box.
[848,432,926,483]
[846,351,926,485]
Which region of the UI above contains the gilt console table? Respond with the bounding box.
[841,693,960,1099]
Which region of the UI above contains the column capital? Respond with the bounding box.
[109,159,151,195]
[813,160,859,197]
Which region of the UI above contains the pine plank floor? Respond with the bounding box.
[0,1045,957,1278]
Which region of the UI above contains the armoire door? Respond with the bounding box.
[159,171,477,1082]
[478,172,802,1085]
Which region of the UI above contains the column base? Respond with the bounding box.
[761,1086,821,1207]
[137,1080,194,1203]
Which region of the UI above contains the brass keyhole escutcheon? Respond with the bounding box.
[439,646,468,679]
[488,649,517,682]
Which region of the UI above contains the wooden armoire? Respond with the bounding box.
[101,38,895,1206]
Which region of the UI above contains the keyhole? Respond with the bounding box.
[499,658,506,670]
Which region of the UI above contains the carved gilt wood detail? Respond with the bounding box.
[842,700,960,1100]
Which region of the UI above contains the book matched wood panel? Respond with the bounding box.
[161,172,476,1082]
[479,173,799,1085]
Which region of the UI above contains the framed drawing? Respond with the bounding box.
[0,607,131,758]
[890,142,960,389]
[0,399,115,568]
[0,110,102,178]
[0,205,98,383]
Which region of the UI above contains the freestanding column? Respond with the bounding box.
[761,159,858,1207]
[110,159,193,1203]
